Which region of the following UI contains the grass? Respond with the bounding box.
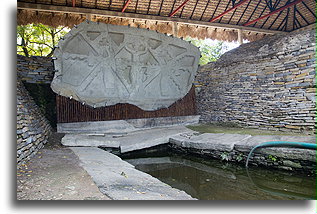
[186,124,310,136]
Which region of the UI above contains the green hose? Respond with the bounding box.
[245,141,316,168]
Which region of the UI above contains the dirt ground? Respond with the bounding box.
[17,132,111,200]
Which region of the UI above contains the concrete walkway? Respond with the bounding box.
[70,147,195,200]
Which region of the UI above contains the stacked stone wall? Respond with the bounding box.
[17,79,52,167]
[196,28,316,134]
[17,55,54,84]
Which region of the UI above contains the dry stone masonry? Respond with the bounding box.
[17,79,52,167]
[195,27,316,134]
[17,55,54,84]
[51,21,200,111]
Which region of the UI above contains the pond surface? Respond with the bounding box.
[123,152,315,200]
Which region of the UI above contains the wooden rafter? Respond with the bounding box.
[169,0,191,17]
[121,0,132,13]
[209,0,250,22]
[243,0,304,26]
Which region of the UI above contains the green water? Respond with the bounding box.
[124,153,316,200]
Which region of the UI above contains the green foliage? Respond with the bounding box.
[220,152,230,161]
[17,24,70,57]
[236,153,244,162]
[185,38,229,65]
[268,155,277,162]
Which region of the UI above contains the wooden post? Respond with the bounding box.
[86,14,91,21]
[238,29,243,45]
[172,22,178,37]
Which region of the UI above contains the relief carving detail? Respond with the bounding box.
[51,21,200,111]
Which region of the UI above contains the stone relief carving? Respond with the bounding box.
[51,21,200,111]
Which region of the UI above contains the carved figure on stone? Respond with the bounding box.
[51,21,200,111]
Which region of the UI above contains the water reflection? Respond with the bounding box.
[125,155,316,200]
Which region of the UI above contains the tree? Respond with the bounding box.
[185,38,230,65]
[17,24,70,57]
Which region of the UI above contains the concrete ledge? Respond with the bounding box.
[57,115,200,134]
[170,133,316,172]
[70,147,195,200]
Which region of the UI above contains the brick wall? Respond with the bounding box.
[195,27,316,134]
[17,79,52,167]
[17,55,54,84]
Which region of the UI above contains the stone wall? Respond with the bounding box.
[17,55,54,84]
[195,27,316,134]
[17,79,52,167]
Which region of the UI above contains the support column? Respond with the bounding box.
[238,29,243,45]
[86,14,92,21]
[172,22,178,37]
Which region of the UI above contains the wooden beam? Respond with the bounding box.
[169,0,191,17]
[17,2,286,35]
[122,0,132,13]
[209,0,250,22]
[172,22,178,36]
[243,0,304,26]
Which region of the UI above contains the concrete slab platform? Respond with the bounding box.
[62,126,196,153]
[170,133,252,152]
[70,147,195,200]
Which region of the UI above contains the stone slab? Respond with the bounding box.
[119,126,196,153]
[57,115,200,134]
[57,120,136,134]
[170,133,316,162]
[70,147,194,200]
[62,134,121,147]
[126,115,200,129]
[61,126,196,153]
[170,133,252,152]
[51,21,200,111]
[234,135,316,161]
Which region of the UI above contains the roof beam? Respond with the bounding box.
[169,0,191,17]
[121,0,132,13]
[209,0,250,22]
[243,0,304,26]
[17,2,286,35]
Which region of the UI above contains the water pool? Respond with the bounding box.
[123,152,315,200]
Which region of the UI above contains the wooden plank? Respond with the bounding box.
[17,2,286,35]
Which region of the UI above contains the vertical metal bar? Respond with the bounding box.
[276,12,287,30]
[199,0,210,21]
[301,1,316,18]
[158,0,165,15]
[295,4,309,25]
[236,0,252,25]
[135,0,139,13]
[147,0,152,14]
[169,0,177,15]
[190,0,199,19]
[218,0,232,23]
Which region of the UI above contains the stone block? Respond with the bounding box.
[51,21,200,111]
